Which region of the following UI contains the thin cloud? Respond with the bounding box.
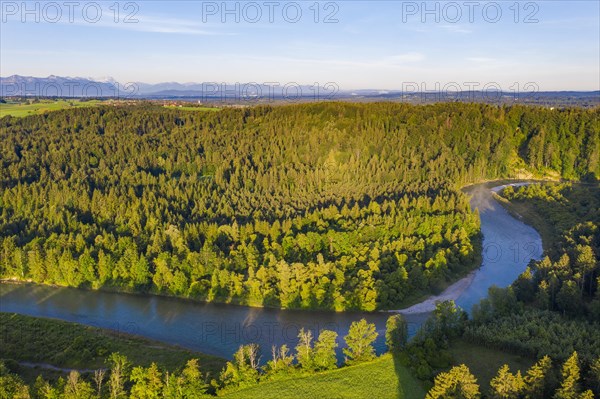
[386,53,425,63]
[40,10,233,36]
[440,25,472,34]
[130,15,231,35]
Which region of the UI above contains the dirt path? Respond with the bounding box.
[18,362,106,374]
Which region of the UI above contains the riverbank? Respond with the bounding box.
[391,180,548,314]
[0,312,226,381]
[492,191,555,254]
[392,270,477,315]
[494,181,600,255]
[0,276,470,314]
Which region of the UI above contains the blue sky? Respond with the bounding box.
[1,1,599,90]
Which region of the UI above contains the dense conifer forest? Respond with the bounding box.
[1,102,599,310]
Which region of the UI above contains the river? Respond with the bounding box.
[0,182,543,360]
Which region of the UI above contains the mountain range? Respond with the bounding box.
[0,75,340,100]
[1,75,599,106]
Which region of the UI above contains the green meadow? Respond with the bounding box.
[448,339,535,390]
[220,354,426,399]
[0,100,102,118]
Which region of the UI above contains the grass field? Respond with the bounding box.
[0,313,225,382]
[0,100,220,118]
[448,339,535,391]
[0,100,101,118]
[220,354,426,399]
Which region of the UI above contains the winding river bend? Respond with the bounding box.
[0,182,543,359]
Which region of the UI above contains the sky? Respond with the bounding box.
[1,0,599,91]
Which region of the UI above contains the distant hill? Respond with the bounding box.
[0,75,338,100]
[1,75,598,106]
[0,75,127,98]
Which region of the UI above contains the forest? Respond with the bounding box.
[0,102,599,310]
